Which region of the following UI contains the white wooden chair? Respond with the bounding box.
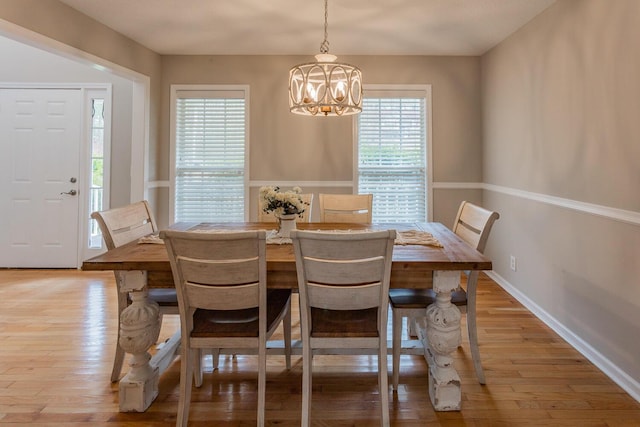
[161,229,292,427]
[257,193,314,222]
[318,193,373,223]
[91,200,179,382]
[291,229,395,427]
[389,201,499,388]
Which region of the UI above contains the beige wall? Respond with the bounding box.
[481,0,640,387]
[160,54,482,224]
[160,55,482,183]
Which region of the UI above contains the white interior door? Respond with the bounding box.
[0,88,82,268]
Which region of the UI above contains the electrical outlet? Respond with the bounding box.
[510,255,517,271]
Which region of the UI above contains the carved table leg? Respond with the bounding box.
[425,270,462,411]
[117,271,162,412]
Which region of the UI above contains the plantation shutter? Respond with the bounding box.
[357,93,427,223]
[174,89,247,222]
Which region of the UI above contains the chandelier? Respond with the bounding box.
[288,0,362,117]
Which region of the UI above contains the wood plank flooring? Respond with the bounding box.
[0,269,638,426]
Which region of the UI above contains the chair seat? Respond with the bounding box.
[310,307,378,337]
[389,288,467,309]
[191,289,291,338]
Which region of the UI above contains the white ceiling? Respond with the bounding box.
[57,0,556,56]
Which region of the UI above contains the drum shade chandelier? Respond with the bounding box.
[288,0,362,117]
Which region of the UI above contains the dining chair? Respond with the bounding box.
[161,229,292,427]
[389,201,499,389]
[318,193,373,223]
[257,193,314,222]
[91,200,179,383]
[291,229,396,427]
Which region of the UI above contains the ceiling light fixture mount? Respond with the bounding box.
[288,0,362,117]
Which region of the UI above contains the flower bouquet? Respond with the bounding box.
[259,186,308,218]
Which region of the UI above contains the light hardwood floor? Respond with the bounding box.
[0,269,638,426]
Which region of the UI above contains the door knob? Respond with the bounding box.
[60,190,77,196]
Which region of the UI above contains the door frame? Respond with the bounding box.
[0,83,112,267]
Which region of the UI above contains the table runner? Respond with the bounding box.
[138,228,442,248]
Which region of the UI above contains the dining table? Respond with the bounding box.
[82,221,492,413]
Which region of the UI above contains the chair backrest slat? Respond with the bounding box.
[185,282,260,311]
[91,200,157,249]
[452,201,500,253]
[302,256,386,285]
[318,194,373,223]
[177,256,260,286]
[307,282,381,310]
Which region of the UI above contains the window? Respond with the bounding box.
[84,86,111,255]
[356,87,430,223]
[171,86,249,223]
[88,98,105,248]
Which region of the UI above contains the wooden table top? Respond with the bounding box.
[82,222,492,274]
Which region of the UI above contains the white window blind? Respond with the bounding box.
[174,90,247,222]
[357,95,427,223]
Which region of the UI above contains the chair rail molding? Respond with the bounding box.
[434,181,640,227]
[483,183,640,227]
[432,182,484,190]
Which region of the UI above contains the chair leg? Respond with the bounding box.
[177,346,193,427]
[111,343,126,383]
[193,348,203,387]
[379,337,390,427]
[258,345,266,427]
[466,293,486,384]
[407,317,417,338]
[301,345,312,427]
[211,348,220,370]
[284,299,292,370]
[392,309,402,391]
[111,290,128,382]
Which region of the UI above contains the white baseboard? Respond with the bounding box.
[486,271,640,403]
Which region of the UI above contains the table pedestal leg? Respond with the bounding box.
[425,270,462,411]
[118,287,161,412]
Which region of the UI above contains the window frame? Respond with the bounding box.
[169,85,250,224]
[82,85,112,261]
[353,84,433,222]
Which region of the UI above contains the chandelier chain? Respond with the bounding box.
[288,0,362,116]
[320,0,330,54]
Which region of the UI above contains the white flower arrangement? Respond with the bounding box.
[259,186,308,218]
